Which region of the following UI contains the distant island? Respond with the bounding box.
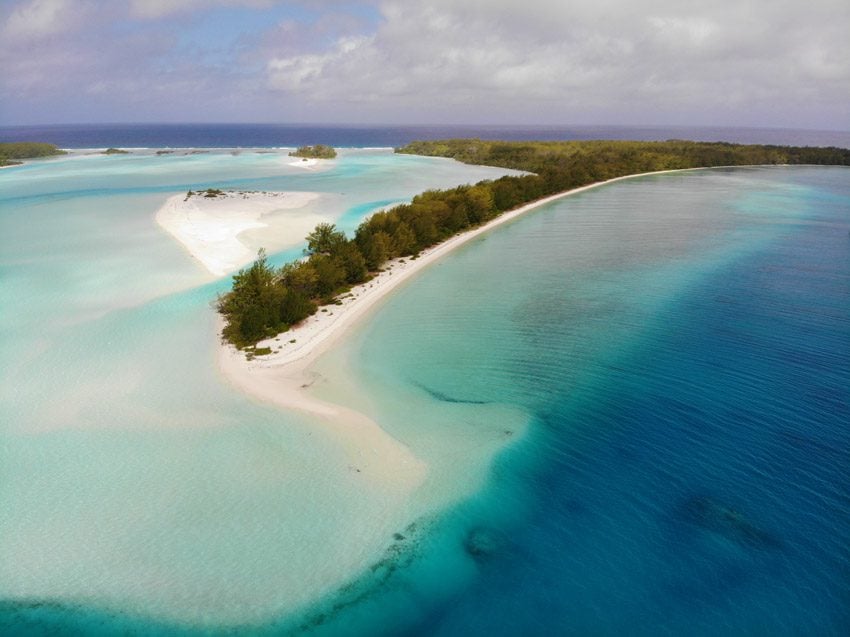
[0,142,65,167]
[218,139,850,349]
[104,147,130,155]
[289,144,337,159]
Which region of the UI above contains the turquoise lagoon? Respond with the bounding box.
[1,155,848,636]
[0,149,522,632]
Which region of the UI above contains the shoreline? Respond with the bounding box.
[286,157,333,170]
[155,189,325,276]
[217,167,692,413]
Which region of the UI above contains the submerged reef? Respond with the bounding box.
[680,495,782,550]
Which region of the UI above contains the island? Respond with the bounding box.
[217,139,850,352]
[289,144,337,159]
[103,147,130,155]
[0,142,66,167]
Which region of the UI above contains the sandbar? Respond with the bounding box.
[287,157,331,170]
[155,190,325,276]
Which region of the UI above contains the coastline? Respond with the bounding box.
[155,189,325,276]
[218,167,691,404]
[287,157,332,170]
[214,168,693,553]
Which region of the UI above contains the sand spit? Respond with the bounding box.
[287,157,333,170]
[155,190,324,276]
[217,169,690,412]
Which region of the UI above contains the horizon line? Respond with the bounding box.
[1,122,846,134]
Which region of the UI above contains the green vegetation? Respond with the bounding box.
[185,188,225,199]
[0,142,65,167]
[103,148,130,155]
[289,144,337,159]
[396,139,850,176]
[218,139,850,348]
[241,345,274,361]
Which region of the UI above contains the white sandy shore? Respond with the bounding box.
[156,190,325,276]
[287,157,331,170]
[218,169,688,415]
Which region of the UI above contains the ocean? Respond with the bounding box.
[1,123,849,150]
[1,127,848,636]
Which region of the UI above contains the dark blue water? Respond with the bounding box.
[1,123,849,149]
[290,167,849,637]
[415,171,850,636]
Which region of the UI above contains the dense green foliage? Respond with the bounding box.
[217,242,361,347]
[289,144,337,159]
[0,142,65,166]
[397,139,850,176]
[104,148,130,155]
[218,138,850,348]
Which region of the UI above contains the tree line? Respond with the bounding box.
[218,139,850,348]
[0,142,65,166]
[289,144,337,159]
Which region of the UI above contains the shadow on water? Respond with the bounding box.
[413,382,489,405]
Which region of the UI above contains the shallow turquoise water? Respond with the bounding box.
[1,160,848,635]
[0,150,522,632]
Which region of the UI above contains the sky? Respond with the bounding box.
[1,0,848,129]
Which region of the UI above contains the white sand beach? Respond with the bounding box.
[287,157,331,170]
[155,190,325,276]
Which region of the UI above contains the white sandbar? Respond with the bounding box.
[156,190,325,276]
[287,157,332,170]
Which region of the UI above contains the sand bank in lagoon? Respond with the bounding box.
[155,190,327,276]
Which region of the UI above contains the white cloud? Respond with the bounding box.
[268,35,378,94]
[258,0,850,126]
[1,0,848,127]
[2,0,72,39]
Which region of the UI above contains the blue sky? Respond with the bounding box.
[1,0,848,128]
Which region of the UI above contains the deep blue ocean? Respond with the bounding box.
[1,122,849,149]
[309,166,849,637]
[1,126,848,636]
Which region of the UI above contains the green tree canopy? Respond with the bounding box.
[305,223,346,256]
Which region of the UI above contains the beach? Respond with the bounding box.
[287,157,331,170]
[217,169,686,413]
[155,189,326,276]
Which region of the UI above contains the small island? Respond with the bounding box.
[0,142,66,167]
[289,144,337,159]
[104,147,130,155]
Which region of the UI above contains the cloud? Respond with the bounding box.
[0,0,847,127]
[1,0,75,40]
[268,35,375,93]
[260,0,850,126]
